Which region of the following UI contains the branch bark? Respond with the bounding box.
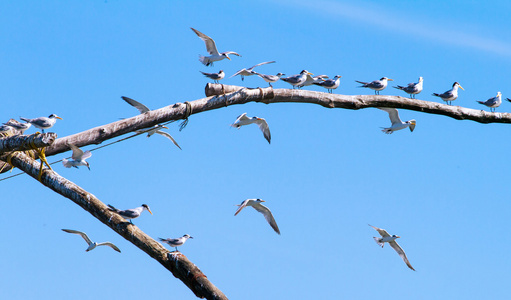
[0,132,57,154]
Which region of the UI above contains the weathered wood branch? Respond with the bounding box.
[0,151,228,300]
[0,132,57,154]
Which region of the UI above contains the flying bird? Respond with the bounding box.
[200,70,225,83]
[394,77,423,99]
[313,75,342,93]
[3,120,31,134]
[254,72,285,87]
[159,234,193,252]
[231,61,276,81]
[234,199,280,234]
[432,82,464,105]
[20,114,62,133]
[281,70,313,89]
[477,92,502,112]
[62,144,92,170]
[378,107,416,134]
[356,77,393,95]
[107,204,153,224]
[297,74,329,88]
[369,225,415,271]
[191,27,241,66]
[62,229,121,253]
[231,113,271,144]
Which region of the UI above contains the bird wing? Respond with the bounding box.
[256,119,271,144]
[98,242,121,253]
[191,28,219,55]
[121,96,151,113]
[62,229,92,245]
[369,80,384,89]
[69,144,84,160]
[247,61,276,71]
[368,224,391,238]
[389,241,415,271]
[230,68,248,78]
[252,203,281,234]
[118,209,139,218]
[234,199,250,216]
[378,108,402,126]
[222,51,241,57]
[154,130,182,150]
[232,113,248,127]
[81,150,92,160]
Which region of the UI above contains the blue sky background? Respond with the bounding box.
[2,1,511,299]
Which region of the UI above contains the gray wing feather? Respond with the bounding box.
[369,224,391,238]
[122,96,151,113]
[98,242,121,252]
[389,241,415,271]
[256,119,271,144]
[69,144,84,160]
[234,199,250,216]
[154,131,182,150]
[252,203,280,234]
[62,229,92,245]
[378,108,402,126]
[191,28,219,55]
[247,61,276,71]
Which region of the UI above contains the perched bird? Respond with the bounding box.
[394,77,423,99]
[231,113,271,144]
[62,229,121,253]
[281,70,313,89]
[191,27,241,66]
[20,114,62,133]
[107,204,153,224]
[121,96,181,149]
[356,77,393,95]
[200,70,225,83]
[298,74,329,88]
[254,72,285,87]
[62,144,92,170]
[369,225,415,271]
[0,124,13,134]
[159,234,193,252]
[3,120,31,134]
[231,61,276,81]
[379,107,416,134]
[432,82,464,105]
[313,75,342,93]
[477,92,502,112]
[234,199,280,234]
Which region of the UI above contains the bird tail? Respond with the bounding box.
[62,158,71,168]
[432,93,440,97]
[107,204,119,212]
[20,117,30,122]
[380,128,392,134]
[476,101,485,104]
[394,85,404,90]
[198,55,209,66]
[373,237,384,247]
[355,80,367,86]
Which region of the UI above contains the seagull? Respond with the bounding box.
[62,229,121,253]
[369,225,415,271]
[121,96,181,149]
[378,107,416,134]
[477,92,502,112]
[159,234,193,252]
[62,144,92,170]
[107,204,153,224]
[254,72,285,87]
[281,70,313,89]
[200,70,225,83]
[297,74,329,88]
[394,77,423,99]
[231,113,271,144]
[231,61,276,81]
[235,199,280,234]
[432,82,464,105]
[313,75,342,93]
[356,77,393,95]
[19,114,62,133]
[3,120,31,134]
[191,27,241,66]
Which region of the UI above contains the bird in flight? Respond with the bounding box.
[234,199,280,235]
[378,107,416,134]
[62,144,92,170]
[62,229,121,253]
[191,27,241,66]
[369,225,415,271]
[231,113,271,144]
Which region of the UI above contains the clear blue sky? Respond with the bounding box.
[2,1,511,299]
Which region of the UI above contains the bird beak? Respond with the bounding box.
[260,200,266,202]
[56,116,63,120]
[459,85,465,90]
[308,72,313,75]
[148,208,153,215]
[226,57,231,60]
[86,163,90,171]
[190,236,194,239]
[396,236,401,238]
[162,126,169,129]
[388,78,394,81]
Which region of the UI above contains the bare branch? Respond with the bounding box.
[0,132,57,154]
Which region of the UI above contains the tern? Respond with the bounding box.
[298,74,329,88]
[432,82,464,105]
[3,120,31,134]
[159,234,193,251]
[19,114,62,133]
[200,70,225,83]
[121,96,181,149]
[0,124,13,134]
[379,107,416,134]
[394,77,423,99]
[254,72,285,87]
[62,144,92,170]
[235,199,280,234]
[356,77,393,95]
[231,113,271,144]
[231,61,276,81]
[62,229,121,253]
[191,27,241,66]
[477,92,502,112]
[107,204,153,224]
[369,225,415,271]
[313,75,342,93]
[281,70,313,89]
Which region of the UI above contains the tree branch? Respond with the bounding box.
[0,132,57,154]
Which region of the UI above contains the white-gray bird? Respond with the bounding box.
[235,199,280,234]
[3,120,31,134]
[281,70,313,89]
[62,229,121,253]
[254,72,285,87]
[231,113,271,144]
[159,234,193,251]
[0,124,13,134]
[356,77,393,95]
[477,91,502,112]
[313,75,342,93]
[369,225,415,271]
[231,61,276,81]
[20,114,62,133]
[298,74,329,88]
[432,82,464,105]
[191,27,241,66]
[394,77,423,99]
[200,70,225,83]
[62,144,92,170]
[378,108,416,134]
[107,204,153,224]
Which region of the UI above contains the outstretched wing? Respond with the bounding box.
[69,144,84,160]
[81,150,92,160]
[222,51,241,57]
[122,96,151,113]
[256,119,271,144]
[389,241,415,271]
[378,107,402,126]
[252,202,281,234]
[154,130,182,150]
[368,224,391,238]
[231,113,248,127]
[234,199,250,216]
[98,242,121,253]
[191,28,219,55]
[62,229,92,245]
[247,61,275,71]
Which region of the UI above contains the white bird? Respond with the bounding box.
[20,114,62,133]
[477,91,502,112]
[297,74,329,88]
[62,229,121,253]
[0,124,13,134]
[432,82,464,105]
[254,72,285,87]
[121,96,181,149]
[107,204,153,224]
[191,27,241,66]
[369,225,415,271]
[281,70,313,89]
[356,77,393,95]
[62,144,92,170]
[231,113,271,144]
[313,75,342,93]
[235,199,280,234]
[3,120,31,134]
[394,77,423,99]
[231,61,276,81]
[159,234,193,252]
[378,107,416,134]
[200,70,225,83]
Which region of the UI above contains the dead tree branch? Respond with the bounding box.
[0,133,57,154]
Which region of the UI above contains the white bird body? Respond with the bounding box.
[255,72,285,87]
[62,144,92,170]
[432,82,464,105]
[281,70,313,89]
[231,61,276,81]
[62,229,121,253]
[159,234,193,251]
[369,225,414,271]
[313,75,342,93]
[20,114,62,132]
[234,199,280,234]
[477,92,502,112]
[107,204,153,223]
[231,113,271,144]
[378,107,416,134]
[356,77,393,94]
[200,70,225,83]
[394,77,423,98]
[299,74,329,87]
[191,28,241,66]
